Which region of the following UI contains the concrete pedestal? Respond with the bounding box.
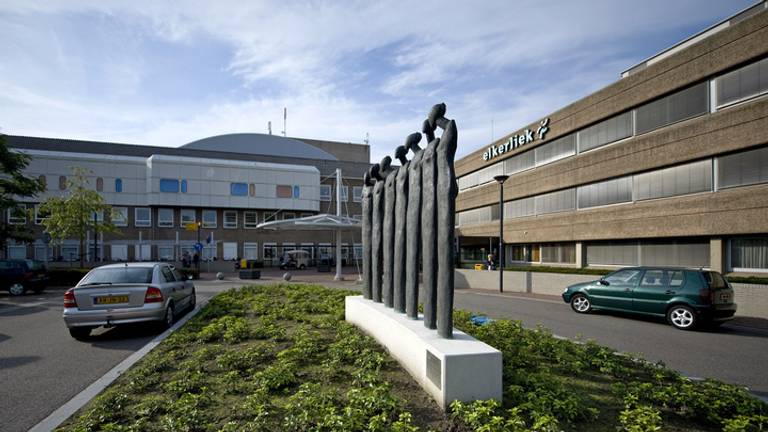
[345,295,502,409]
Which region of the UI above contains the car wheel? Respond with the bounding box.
[163,303,175,329]
[299,264,306,270]
[69,327,91,340]
[667,305,697,330]
[570,294,592,313]
[9,283,26,296]
[188,291,196,312]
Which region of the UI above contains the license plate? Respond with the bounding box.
[95,296,129,305]
[719,293,731,303]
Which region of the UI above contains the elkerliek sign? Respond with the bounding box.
[482,118,550,161]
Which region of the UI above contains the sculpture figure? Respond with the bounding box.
[361,170,375,300]
[371,157,391,303]
[420,118,439,329]
[405,134,424,319]
[382,155,398,308]
[393,138,416,313]
[432,103,458,338]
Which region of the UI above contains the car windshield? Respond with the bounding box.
[80,267,153,285]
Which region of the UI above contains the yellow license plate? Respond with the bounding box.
[95,296,129,305]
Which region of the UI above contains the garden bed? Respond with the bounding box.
[58,284,766,431]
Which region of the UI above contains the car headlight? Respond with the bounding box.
[563,287,569,293]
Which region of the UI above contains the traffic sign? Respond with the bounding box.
[194,242,204,252]
[186,222,198,231]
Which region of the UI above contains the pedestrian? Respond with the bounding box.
[193,251,200,269]
[487,252,494,271]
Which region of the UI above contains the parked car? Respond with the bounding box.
[279,250,310,270]
[562,267,736,330]
[63,262,196,340]
[0,259,49,295]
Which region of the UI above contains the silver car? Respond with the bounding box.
[63,262,196,340]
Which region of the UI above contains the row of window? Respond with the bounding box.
[459,55,768,192]
[456,145,768,226]
[320,185,363,202]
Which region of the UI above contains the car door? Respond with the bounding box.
[632,269,679,315]
[160,265,183,307]
[171,266,193,308]
[588,268,641,311]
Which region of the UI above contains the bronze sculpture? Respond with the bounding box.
[370,157,392,303]
[361,170,375,299]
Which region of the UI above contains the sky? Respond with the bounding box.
[0,1,759,163]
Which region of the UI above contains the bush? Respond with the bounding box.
[47,268,90,286]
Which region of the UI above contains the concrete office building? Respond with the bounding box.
[455,2,768,277]
[4,133,370,268]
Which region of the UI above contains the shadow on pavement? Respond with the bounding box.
[0,355,41,370]
[0,305,49,317]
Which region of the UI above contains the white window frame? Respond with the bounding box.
[320,184,332,202]
[8,207,26,225]
[7,241,27,259]
[243,242,259,260]
[223,210,238,229]
[135,207,151,227]
[353,186,363,202]
[202,210,217,228]
[244,211,259,229]
[111,207,128,227]
[263,242,277,261]
[223,242,238,260]
[35,205,49,225]
[157,208,174,228]
[340,185,349,202]
[180,209,196,227]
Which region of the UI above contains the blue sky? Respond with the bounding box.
[0,1,758,163]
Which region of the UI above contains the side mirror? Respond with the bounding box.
[598,279,609,286]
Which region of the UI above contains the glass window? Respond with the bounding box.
[457,206,493,226]
[716,57,768,108]
[293,185,301,199]
[7,242,26,259]
[587,241,639,266]
[509,244,540,263]
[96,177,103,192]
[669,271,684,287]
[115,178,122,193]
[159,266,175,282]
[276,185,292,198]
[640,270,665,287]
[158,247,174,261]
[61,243,79,262]
[535,188,575,215]
[224,210,237,228]
[540,243,576,264]
[504,197,535,219]
[730,237,768,271]
[717,146,768,190]
[202,210,217,228]
[578,176,633,209]
[180,209,196,226]
[340,186,349,202]
[641,240,710,268]
[249,183,256,197]
[90,210,104,223]
[577,111,633,153]
[244,242,258,260]
[158,208,174,228]
[81,267,153,285]
[7,207,26,225]
[230,183,248,196]
[160,179,180,193]
[504,151,535,176]
[475,163,504,187]
[263,243,277,263]
[535,134,575,167]
[135,208,151,227]
[181,179,188,193]
[38,175,47,190]
[283,212,295,220]
[59,176,67,190]
[320,185,332,201]
[35,205,50,225]
[353,186,363,202]
[35,244,53,261]
[634,159,712,201]
[244,211,259,229]
[604,269,642,285]
[111,207,128,227]
[635,82,709,134]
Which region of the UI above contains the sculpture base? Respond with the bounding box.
[345,296,502,409]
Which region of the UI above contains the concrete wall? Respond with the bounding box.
[455,269,768,319]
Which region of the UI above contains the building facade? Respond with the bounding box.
[5,133,370,267]
[455,2,768,276]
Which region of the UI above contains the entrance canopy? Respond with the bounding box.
[256,214,361,231]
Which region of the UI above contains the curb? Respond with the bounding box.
[29,298,210,432]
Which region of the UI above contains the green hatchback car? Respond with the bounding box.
[562,267,737,330]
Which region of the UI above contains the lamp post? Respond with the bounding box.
[196,221,202,273]
[493,174,509,293]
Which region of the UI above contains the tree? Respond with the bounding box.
[40,167,117,267]
[0,134,46,256]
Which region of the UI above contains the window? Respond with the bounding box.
[504,151,535,176]
[111,207,128,227]
[231,183,248,196]
[223,242,237,260]
[8,207,26,225]
[540,243,576,264]
[353,214,362,220]
[340,186,349,202]
[224,210,237,228]
[276,185,293,198]
[263,243,277,263]
[535,134,575,167]
[635,82,709,134]
[181,179,188,193]
[634,159,712,201]
[716,57,768,108]
[352,186,363,202]
[717,146,768,189]
[577,111,633,153]
[158,208,174,228]
[730,237,768,272]
[586,240,709,267]
[604,269,642,285]
[283,212,295,220]
[457,206,492,226]
[59,176,67,190]
[249,183,256,197]
[61,243,79,262]
[587,241,639,266]
[244,211,258,229]
[320,185,332,201]
[35,243,53,261]
[158,246,174,261]
[243,242,258,260]
[115,178,123,193]
[504,197,535,219]
[161,266,175,282]
[640,270,665,287]
[669,271,684,287]
[578,176,632,209]
[160,179,180,193]
[35,205,49,225]
[38,175,47,190]
[7,241,26,259]
[509,244,540,263]
[293,185,301,198]
[202,210,217,228]
[535,188,575,215]
[111,244,128,261]
[96,177,103,192]
[180,209,196,227]
[135,207,151,227]
[91,210,104,223]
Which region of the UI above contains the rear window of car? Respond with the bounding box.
[80,267,153,285]
[702,271,728,289]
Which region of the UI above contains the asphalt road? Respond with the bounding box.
[0,280,241,432]
[454,289,768,398]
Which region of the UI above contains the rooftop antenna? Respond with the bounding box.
[364,132,370,145]
[268,121,272,135]
[282,107,287,137]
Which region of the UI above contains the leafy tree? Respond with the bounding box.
[0,134,46,255]
[40,167,117,267]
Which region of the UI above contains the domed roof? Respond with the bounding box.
[181,133,338,161]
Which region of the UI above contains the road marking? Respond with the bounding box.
[28,298,210,432]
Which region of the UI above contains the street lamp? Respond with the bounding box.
[493,174,509,293]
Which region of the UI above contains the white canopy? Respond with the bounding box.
[256,214,361,231]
